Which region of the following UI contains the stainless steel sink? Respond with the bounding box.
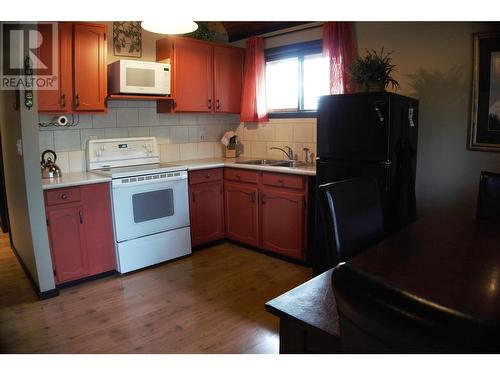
[235,159,283,165]
[272,160,308,168]
[236,159,307,168]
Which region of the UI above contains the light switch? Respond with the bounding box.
[16,139,22,156]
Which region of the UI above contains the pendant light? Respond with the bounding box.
[141,21,198,35]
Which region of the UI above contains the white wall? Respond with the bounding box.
[0,89,55,293]
[356,21,500,216]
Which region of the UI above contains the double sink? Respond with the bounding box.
[236,159,307,168]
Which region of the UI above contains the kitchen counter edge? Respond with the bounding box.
[183,158,316,176]
[42,172,112,190]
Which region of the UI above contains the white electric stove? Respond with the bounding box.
[88,137,191,273]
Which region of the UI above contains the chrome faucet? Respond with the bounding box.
[269,146,295,160]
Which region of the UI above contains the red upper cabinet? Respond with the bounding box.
[37,22,107,113]
[38,22,72,113]
[72,23,107,112]
[214,45,244,113]
[156,36,244,114]
[158,37,213,112]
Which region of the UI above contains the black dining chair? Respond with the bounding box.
[318,176,384,266]
[477,171,500,221]
[331,262,500,353]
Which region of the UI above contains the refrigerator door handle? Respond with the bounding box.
[374,106,385,123]
[409,107,415,127]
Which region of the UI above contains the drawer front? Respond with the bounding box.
[262,172,305,190]
[190,168,223,185]
[45,187,81,206]
[224,168,259,184]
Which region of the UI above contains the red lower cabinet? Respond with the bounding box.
[45,183,116,285]
[260,188,306,260]
[46,206,89,283]
[81,183,116,275]
[189,180,224,247]
[224,182,259,247]
[188,168,309,261]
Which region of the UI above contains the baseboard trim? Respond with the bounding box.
[56,270,117,289]
[225,239,310,267]
[38,288,59,300]
[10,243,59,300]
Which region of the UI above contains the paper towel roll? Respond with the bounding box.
[56,115,68,126]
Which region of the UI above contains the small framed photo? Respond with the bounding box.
[468,32,500,152]
[113,21,142,58]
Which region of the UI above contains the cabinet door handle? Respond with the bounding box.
[208,99,212,109]
[79,210,83,224]
[216,99,221,110]
[192,192,196,202]
[277,179,284,184]
[75,94,80,108]
[61,193,68,200]
[250,191,256,203]
[261,193,266,205]
[235,174,241,179]
[60,94,66,108]
[205,174,211,179]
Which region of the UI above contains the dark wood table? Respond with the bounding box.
[266,214,500,353]
[265,269,340,353]
[350,215,500,326]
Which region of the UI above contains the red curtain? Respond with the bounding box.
[240,37,268,123]
[323,22,357,95]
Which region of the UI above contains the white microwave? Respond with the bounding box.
[108,60,171,96]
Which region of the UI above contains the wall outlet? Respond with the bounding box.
[199,130,206,141]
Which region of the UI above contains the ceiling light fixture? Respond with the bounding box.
[141,21,198,35]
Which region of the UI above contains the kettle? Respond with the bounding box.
[41,150,62,179]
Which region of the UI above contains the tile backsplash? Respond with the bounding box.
[38,100,240,173]
[235,118,317,162]
[38,100,318,173]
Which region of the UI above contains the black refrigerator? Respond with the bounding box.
[314,92,418,274]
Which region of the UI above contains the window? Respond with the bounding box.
[265,40,329,117]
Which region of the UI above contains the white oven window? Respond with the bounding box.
[132,188,174,223]
[126,68,155,87]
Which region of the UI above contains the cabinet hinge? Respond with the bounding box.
[46,217,49,226]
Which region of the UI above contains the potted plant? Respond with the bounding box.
[348,48,400,92]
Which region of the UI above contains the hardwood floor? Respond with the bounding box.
[0,234,311,353]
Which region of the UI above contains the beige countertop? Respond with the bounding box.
[42,172,111,190]
[41,157,316,190]
[182,157,317,176]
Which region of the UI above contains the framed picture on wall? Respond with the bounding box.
[113,21,142,58]
[468,32,500,151]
